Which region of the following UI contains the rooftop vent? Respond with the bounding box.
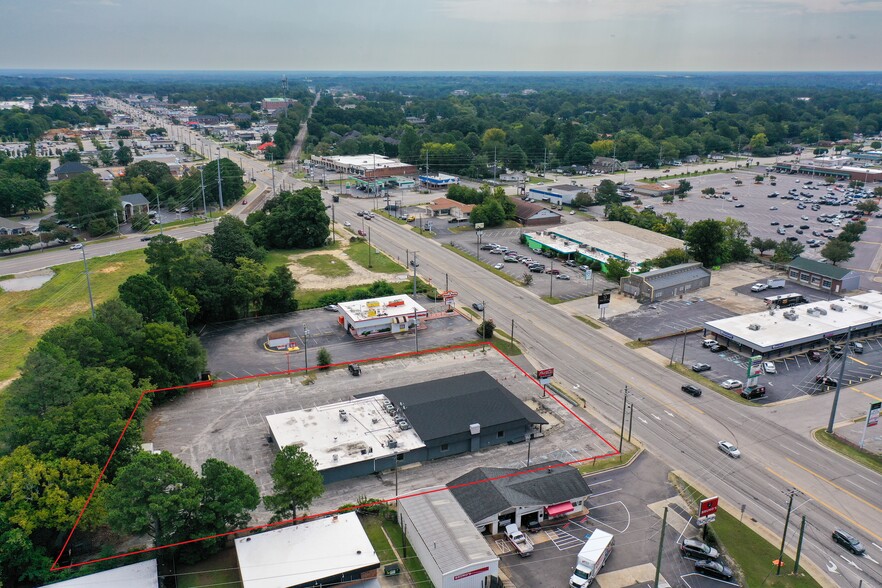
[748,324,761,331]
[784,311,798,321]
[858,304,869,310]
[831,304,844,312]
[339,409,348,422]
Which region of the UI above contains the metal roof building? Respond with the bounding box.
[786,256,860,294]
[397,487,499,588]
[704,291,882,358]
[234,512,380,588]
[621,262,712,302]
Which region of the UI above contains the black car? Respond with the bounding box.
[694,560,734,581]
[783,223,794,228]
[816,375,838,387]
[680,538,719,560]
[140,236,153,241]
[681,384,702,397]
[348,364,362,376]
[830,345,844,358]
[710,343,728,353]
[770,221,780,226]
[741,386,767,400]
[472,302,484,312]
[832,529,866,555]
[691,362,711,373]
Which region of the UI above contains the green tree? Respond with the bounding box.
[263,445,324,523]
[115,145,133,166]
[856,200,879,215]
[662,194,675,204]
[118,273,186,328]
[748,132,769,152]
[572,193,594,208]
[594,180,620,206]
[317,347,332,369]
[60,150,81,163]
[252,187,329,250]
[684,219,726,267]
[821,239,855,266]
[53,172,120,233]
[567,142,595,166]
[502,144,528,170]
[652,248,690,268]
[754,175,764,183]
[231,257,269,316]
[605,258,631,282]
[771,240,805,263]
[676,180,692,195]
[0,176,46,216]
[522,272,533,286]
[145,234,186,288]
[210,215,262,266]
[262,266,299,314]
[701,187,715,197]
[2,156,51,189]
[398,126,422,164]
[750,237,778,256]
[135,322,206,388]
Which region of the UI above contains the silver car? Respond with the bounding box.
[718,441,741,458]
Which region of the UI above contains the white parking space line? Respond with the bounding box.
[590,488,622,498]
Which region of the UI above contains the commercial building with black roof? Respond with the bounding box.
[447,460,591,534]
[620,262,712,303]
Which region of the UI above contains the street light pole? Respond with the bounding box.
[80,245,95,319]
[618,386,629,453]
[303,326,310,373]
[216,148,224,210]
[826,328,852,434]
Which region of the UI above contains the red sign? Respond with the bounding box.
[699,496,719,518]
[454,567,490,581]
[537,368,554,380]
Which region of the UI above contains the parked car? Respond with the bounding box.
[718,440,741,457]
[681,384,702,397]
[750,283,768,292]
[808,350,822,362]
[493,263,504,270]
[830,345,844,358]
[816,375,838,387]
[324,304,339,312]
[720,379,742,389]
[680,538,719,560]
[694,560,734,581]
[691,362,711,373]
[741,386,767,400]
[710,343,728,353]
[849,341,864,354]
[832,529,866,555]
[348,364,362,376]
[702,339,717,348]
[763,361,776,374]
[343,221,351,227]
[555,274,571,280]
[358,229,366,236]
[545,268,561,275]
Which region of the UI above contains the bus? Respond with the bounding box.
[764,293,808,308]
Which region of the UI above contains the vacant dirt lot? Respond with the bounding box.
[285,248,409,290]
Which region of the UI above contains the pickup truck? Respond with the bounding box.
[504,523,533,557]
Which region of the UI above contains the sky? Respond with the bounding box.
[2,0,880,71]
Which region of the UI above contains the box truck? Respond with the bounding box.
[504,523,534,557]
[767,278,786,289]
[569,529,614,587]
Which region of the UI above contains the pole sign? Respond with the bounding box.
[474,223,485,230]
[747,356,763,378]
[584,269,593,281]
[598,291,611,308]
[869,401,881,427]
[537,368,554,385]
[697,496,719,526]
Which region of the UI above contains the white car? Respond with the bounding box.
[493,263,504,270]
[721,379,743,389]
[343,221,351,227]
[763,361,776,374]
[718,441,741,458]
[750,283,768,292]
[69,243,83,250]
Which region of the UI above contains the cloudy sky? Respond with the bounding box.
[2,0,879,71]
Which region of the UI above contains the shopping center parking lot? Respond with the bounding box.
[631,170,882,289]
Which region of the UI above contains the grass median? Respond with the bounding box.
[813,428,882,475]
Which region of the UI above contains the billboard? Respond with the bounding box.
[537,368,555,380]
[598,292,611,307]
[747,356,763,378]
[869,401,881,427]
[699,496,719,518]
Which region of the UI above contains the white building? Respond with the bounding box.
[234,512,380,588]
[337,294,428,338]
[398,488,499,588]
[39,560,158,588]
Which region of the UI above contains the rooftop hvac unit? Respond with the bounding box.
[859,304,869,310]
[814,307,827,315]
[831,304,844,312]
[399,422,411,431]
[332,454,339,462]
[339,409,348,422]
[469,423,481,435]
[387,439,398,449]
[784,312,798,321]
[748,324,761,331]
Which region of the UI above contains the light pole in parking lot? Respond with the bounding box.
[303,326,310,373]
[618,386,630,454]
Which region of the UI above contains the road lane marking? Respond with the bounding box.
[664,410,675,418]
[849,386,882,402]
[786,458,882,517]
[849,356,869,366]
[858,474,879,486]
[781,445,800,455]
[651,414,661,421]
[765,467,882,544]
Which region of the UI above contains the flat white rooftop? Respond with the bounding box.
[235,512,379,588]
[266,395,425,471]
[527,220,683,266]
[39,560,158,588]
[705,292,882,352]
[313,154,411,170]
[338,294,426,324]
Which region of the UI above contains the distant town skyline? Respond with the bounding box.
[2,0,880,71]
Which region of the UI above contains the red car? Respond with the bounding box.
[545,268,561,275]
[241,199,247,205]
[358,229,366,236]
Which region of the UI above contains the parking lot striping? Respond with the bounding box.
[681,573,742,587]
[785,458,882,519]
[494,539,512,554]
[849,356,869,366]
[584,500,631,533]
[589,478,613,486]
[858,474,879,486]
[590,488,622,498]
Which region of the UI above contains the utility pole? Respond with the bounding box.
[653,507,667,588]
[368,227,372,268]
[776,489,799,575]
[619,386,630,453]
[199,167,207,219]
[155,193,163,235]
[303,326,310,373]
[80,245,95,319]
[627,403,634,442]
[413,308,419,353]
[549,258,554,299]
[412,251,418,297]
[216,148,224,210]
[826,328,852,434]
[270,153,276,195]
[681,330,687,364]
[793,515,807,574]
[331,205,335,244]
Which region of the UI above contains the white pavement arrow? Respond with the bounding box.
[840,555,863,572]
[826,560,840,574]
[651,414,661,421]
[873,542,882,552]
[665,410,675,418]
[638,417,648,424]
[865,555,879,565]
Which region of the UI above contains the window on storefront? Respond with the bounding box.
[811,276,821,286]
[789,269,799,279]
[800,272,810,282]
[822,279,832,289]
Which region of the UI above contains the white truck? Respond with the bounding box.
[569,529,614,587]
[767,278,786,289]
[504,523,534,557]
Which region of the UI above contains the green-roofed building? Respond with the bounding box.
[786,256,860,293]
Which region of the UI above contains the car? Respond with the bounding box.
[702,339,717,348]
[140,236,153,242]
[763,361,776,374]
[565,260,577,267]
[795,229,803,235]
[799,224,810,229]
[787,236,799,242]
[680,538,719,560]
[409,259,419,267]
[472,302,484,312]
[718,440,742,457]
[570,210,576,215]
[681,384,702,397]
[504,256,519,263]
[769,206,778,211]
[816,375,838,387]
[343,221,351,227]
[241,200,247,205]
[545,268,561,275]
[849,341,864,354]
[406,215,416,222]
[770,221,780,226]
[741,386,767,400]
[69,243,83,250]
[750,283,768,292]
[493,262,504,269]
[480,244,495,250]
[734,203,744,208]
[348,364,362,376]
[324,304,339,311]
[530,266,545,273]
[357,229,366,236]
[710,343,728,353]
[175,206,189,213]
[490,249,504,254]
[720,379,742,390]
[694,559,734,581]
[832,529,866,555]
[555,274,571,280]
[783,223,794,228]
[830,345,844,358]
[691,362,711,373]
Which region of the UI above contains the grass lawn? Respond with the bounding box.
[296,254,354,278]
[360,513,434,587]
[177,546,242,588]
[813,429,882,475]
[376,211,408,225]
[672,475,821,588]
[346,241,405,273]
[576,446,638,475]
[263,243,342,272]
[410,226,437,238]
[0,249,147,383]
[575,315,603,329]
[296,280,427,310]
[540,295,565,304]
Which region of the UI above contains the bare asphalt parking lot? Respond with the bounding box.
[497,453,740,588]
[631,170,882,289]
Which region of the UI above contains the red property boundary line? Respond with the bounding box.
[51,342,618,572]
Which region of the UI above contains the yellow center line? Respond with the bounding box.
[786,458,882,516]
[848,356,868,366]
[850,386,882,402]
[766,467,882,544]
